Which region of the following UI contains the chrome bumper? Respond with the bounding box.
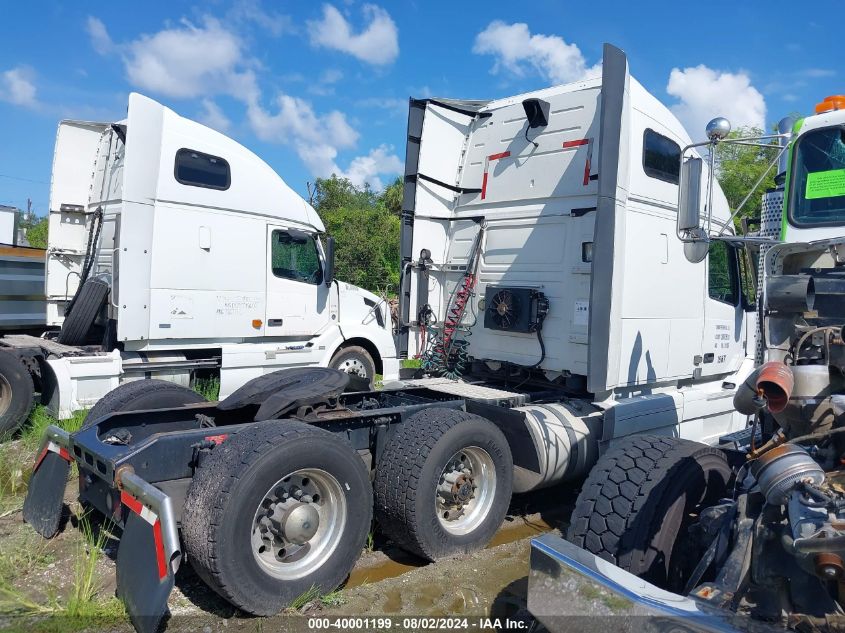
[527,533,777,632]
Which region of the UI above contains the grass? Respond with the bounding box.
[0,405,88,518]
[286,584,347,612]
[0,511,125,629]
[401,359,422,369]
[319,589,346,607]
[287,584,322,612]
[365,532,375,552]
[193,376,220,401]
[20,406,88,452]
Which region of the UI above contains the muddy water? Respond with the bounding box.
[337,489,573,620]
[337,535,537,619]
[346,512,556,589]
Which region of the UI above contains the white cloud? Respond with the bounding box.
[86,16,114,55]
[342,144,402,190]
[88,15,258,101]
[308,4,399,66]
[246,93,358,176]
[804,68,835,78]
[473,21,600,85]
[198,98,231,133]
[0,66,37,108]
[247,94,400,188]
[309,68,344,96]
[666,65,766,136]
[229,0,292,37]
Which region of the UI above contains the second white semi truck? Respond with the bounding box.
[0,94,399,436]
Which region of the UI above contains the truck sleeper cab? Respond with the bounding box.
[0,93,398,435]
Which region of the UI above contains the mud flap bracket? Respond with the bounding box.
[116,472,181,633]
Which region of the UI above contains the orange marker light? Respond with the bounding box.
[815,95,845,114]
[252,319,263,328]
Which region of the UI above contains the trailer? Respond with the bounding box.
[0,94,398,437]
[24,43,766,631]
[527,92,845,631]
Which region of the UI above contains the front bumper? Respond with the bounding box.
[527,533,778,633]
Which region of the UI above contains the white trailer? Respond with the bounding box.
[0,93,398,435]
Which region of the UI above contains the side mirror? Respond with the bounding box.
[678,156,703,232]
[324,236,335,286]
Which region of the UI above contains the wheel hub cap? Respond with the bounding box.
[277,503,320,544]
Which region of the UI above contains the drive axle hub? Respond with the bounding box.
[251,468,346,580]
[269,502,320,545]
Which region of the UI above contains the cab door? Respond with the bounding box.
[699,241,744,377]
[265,226,334,337]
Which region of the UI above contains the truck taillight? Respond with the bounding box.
[815,95,845,114]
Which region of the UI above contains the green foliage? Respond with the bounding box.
[21,216,48,249]
[193,376,221,401]
[714,126,779,225]
[313,176,401,295]
[21,406,87,452]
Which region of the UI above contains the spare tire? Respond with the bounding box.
[567,434,731,591]
[58,277,110,345]
[82,379,207,430]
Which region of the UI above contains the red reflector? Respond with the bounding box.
[152,519,168,580]
[563,139,590,148]
[120,490,144,516]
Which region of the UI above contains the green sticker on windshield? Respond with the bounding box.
[806,169,845,199]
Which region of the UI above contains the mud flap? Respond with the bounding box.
[116,478,181,633]
[22,437,72,538]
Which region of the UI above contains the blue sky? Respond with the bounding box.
[0,0,841,216]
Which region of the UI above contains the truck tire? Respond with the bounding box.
[182,420,372,615]
[567,434,731,590]
[82,379,206,430]
[0,350,34,438]
[329,346,376,389]
[374,408,513,560]
[57,277,109,345]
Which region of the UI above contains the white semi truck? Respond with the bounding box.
[22,44,775,632]
[0,93,398,436]
[527,86,845,631]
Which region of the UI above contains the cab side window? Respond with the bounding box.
[708,241,739,305]
[271,230,323,285]
[642,129,681,184]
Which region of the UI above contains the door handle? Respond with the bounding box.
[267,319,284,327]
[703,353,715,364]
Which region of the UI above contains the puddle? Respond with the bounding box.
[346,508,564,590]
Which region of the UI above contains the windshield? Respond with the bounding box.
[789,125,845,227]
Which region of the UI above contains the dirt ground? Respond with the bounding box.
[0,439,577,632]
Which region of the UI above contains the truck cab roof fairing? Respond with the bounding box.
[122,93,324,233]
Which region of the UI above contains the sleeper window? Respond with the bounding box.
[271,230,323,285]
[643,129,681,184]
[175,149,231,190]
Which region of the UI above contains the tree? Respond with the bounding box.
[312,176,401,295]
[714,126,779,225]
[21,215,48,249]
[381,177,403,216]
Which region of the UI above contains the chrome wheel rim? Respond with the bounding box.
[336,357,367,378]
[435,446,496,535]
[251,469,346,580]
[0,373,12,417]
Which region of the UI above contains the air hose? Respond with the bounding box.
[64,205,104,317]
